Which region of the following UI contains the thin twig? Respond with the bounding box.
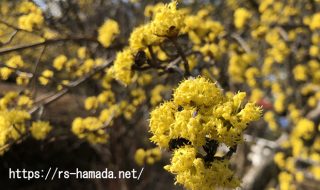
[30,45,47,98]
[231,33,251,53]
[0,30,18,46]
[170,38,191,77]
[29,57,114,114]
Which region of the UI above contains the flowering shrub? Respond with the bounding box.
[0,0,319,189]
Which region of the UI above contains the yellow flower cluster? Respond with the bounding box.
[113,1,188,85]
[259,0,299,26]
[274,116,319,188]
[149,77,261,189]
[0,109,30,154]
[71,117,108,144]
[293,64,308,81]
[129,25,162,53]
[74,58,104,77]
[228,52,257,83]
[0,92,33,110]
[38,69,54,86]
[18,1,44,31]
[150,85,170,106]
[77,47,87,59]
[150,77,261,148]
[264,111,278,131]
[308,13,320,31]
[141,1,189,44]
[134,147,161,165]
[84,90,115,110]
[164,146,240,190]
[0,55,25,80]
[144,3,165,18]
[30,121,52,140]
[97,19,120,48]
[53,55,68,71]
[16,72,30,86]
[184,8,226,62]
[17,95,33,108]
[291,119,315,156]
[150,1,185,38]
[234,8,252,29]
[113,48,135,85]
[265,29,289,64]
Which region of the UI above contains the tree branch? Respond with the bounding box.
[0,37,98,55]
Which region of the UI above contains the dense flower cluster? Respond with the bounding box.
[112,48,135,85]
[164,146,239,190]
[71,117,109,144]
[134,147,162,165]
[0,109,30,155]
[30,121,52,140]
[1,0,320,189]
[150,77,261,148]
[97,19,120,48]
[274,117,320,189]
[150,77,261,189]
[18,1,44,31]
[0,55,25,80]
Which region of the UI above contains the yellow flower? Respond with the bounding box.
[151,85,169,106]
[144,3,165,17]
[173,77,222,107]
[164,146,240,190]
[150,101,176,148]
[71,117,108,144]
[129,24,162,53]
[309,13,320,31]
[250,88,264,102]
[84,96,99,110]
[234,8,252,29]
[279,172,294,190]
[17,96,33,108]
[38,69,54,85]
[6,55,24,68]
[134,148,146,166]
[30,121,52,140]
[238,103,262,122]
[98,19,120,48]
[274,152,286,168]
[0,67,13,80]
[53,55,68,71]
[0,109,30,154]
[293,118,315,140]
[16,72,30,86]
[293,64,308,81]
[150,77,261,148]
[77,47,87,59]
[311,166,320,180]
[113,48,134,85]
[150,1,185,37]
[18,1,43,31]
[309,45,319,57]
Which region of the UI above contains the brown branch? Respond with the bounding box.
[30,45,47,98]
[0,37,98,55]
[29,56,114,114]
[147,46,158,67]
[231,33,251,53]
[170,38,191,77]
[0,30,18,47]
